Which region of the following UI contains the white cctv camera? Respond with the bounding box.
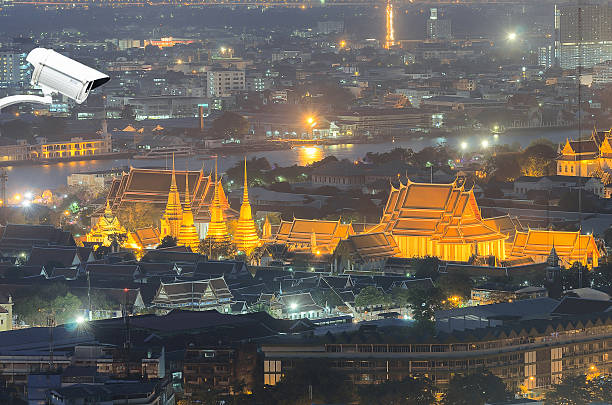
[26,47,110,104]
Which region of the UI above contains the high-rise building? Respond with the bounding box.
[207,69,245,98]
[555,1,612,69]
[538,45,555,68]
[0,50,29,89]
[427,8,452,40]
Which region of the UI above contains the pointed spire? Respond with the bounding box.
[206,155,231,244]
[234,157,260,254]
[161,154,183,239]
[178,161,200,252]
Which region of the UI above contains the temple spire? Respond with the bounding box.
[178,162,201,252]
[234,157,260,254]
[161,153,183,239]
[206,156,231,244]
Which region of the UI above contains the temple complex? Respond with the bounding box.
[178,167,201,252]
[509,229,600,268]
[233,159,260,255]
[86,201,128,246]
[370,179,507,262]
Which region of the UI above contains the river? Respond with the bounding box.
[4,127,588,195]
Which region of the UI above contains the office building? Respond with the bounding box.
[427,8,452,40]
[555,1,612,69]
[0,50,29,89]
[207,69,245,98]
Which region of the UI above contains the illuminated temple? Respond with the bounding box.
[204,160,231,244]
[233,159,260,254]
[86,201,128,246]
[370,179,507,262]
[508,229,599,268]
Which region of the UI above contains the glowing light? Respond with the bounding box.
[339,40,346,48]
[64,210,70,216]
[176,59,182,64]
[220,47,226,53]
[75,315,86,325]
[460,141,468,150]
[13,194,21,201]
[507,32,517,41]
[24,192,33,199]
[385,0,395,49]
[306,116,314,124]
[290,303,298,310]
[481,140,489,148]
[22,200,31,208]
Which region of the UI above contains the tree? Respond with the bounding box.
[117,203,161,230]
[411,256,441,280]
[210,111,249,139]
[199,239,237,260]
[436,272,473,301]
[545,374,593,405]
[355,286,386,308]
[518,142,557,177]
[406,287,444,330]
[357,376,435,405]
[120,104,136,120]
[13,283,83,326]
[444,370,508,405]
[157,236,177,249]
[267,360,355,405]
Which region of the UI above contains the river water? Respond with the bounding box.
[6,128,587,195]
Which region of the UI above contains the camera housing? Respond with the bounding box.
[26,48,110,104]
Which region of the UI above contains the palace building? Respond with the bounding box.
[557,128,612,196]
[370,179,507,262]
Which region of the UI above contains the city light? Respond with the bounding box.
[507,32,517,41]
[481,140,489,148]
[460,141,468,150]
[339,40,347,48]
[13,193,21,202]
[75,315,86,325]
[290,303,298,310]
[306,116,314,125]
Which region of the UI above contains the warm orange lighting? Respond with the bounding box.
[13,194,21,201]
[306,117,314,125]
[339,40,347,48]
[64,210,70,216]
[385,0,395,49]
[529,376,535,381]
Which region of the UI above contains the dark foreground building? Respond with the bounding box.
[261,312,612,396]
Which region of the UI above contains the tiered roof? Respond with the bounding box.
[336,232,400,263]
[375,179,506,244]
[558,128,612,161]
[152,277,233,308]
[273,219,354,253]
[205,160,231,244]
[509,229,600,267]
[160,159,183,239]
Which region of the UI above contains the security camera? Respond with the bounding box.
[26,48,110,104]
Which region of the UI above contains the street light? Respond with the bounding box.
[290,303,298,310]
[481,140,489,149]
[460,141,468,150]
[507,32,517,41]
[75,315,86,325]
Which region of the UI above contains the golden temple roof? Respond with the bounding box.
[377,179,506,244]
[178,165,201,252]
[273,218,354,253]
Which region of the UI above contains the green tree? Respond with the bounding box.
[436,272,473,300]
[355,286,386,308]
[199,239,237,260]
[411,256,441,280]
[444,370,508,405]
[13,284,83,326]
[267,360,355,405]
[357,376,435,405]
[210,111,249,139]
[518,142,557,177]
[406,287,444,331]
[545,374,593,405]
[157,235,177,249]
[117,203,161,230]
